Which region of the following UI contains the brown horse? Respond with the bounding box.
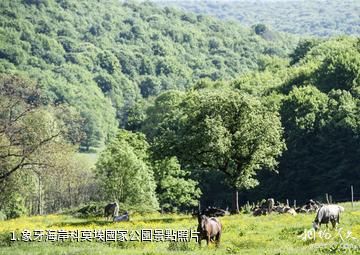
[197,215,222,247]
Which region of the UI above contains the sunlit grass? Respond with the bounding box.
[0,203,359,254]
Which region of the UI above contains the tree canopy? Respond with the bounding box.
[143,88,285,212]
[0,0,296,149]
[159,0,360,37]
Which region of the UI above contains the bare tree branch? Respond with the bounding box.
[0,131,62,181]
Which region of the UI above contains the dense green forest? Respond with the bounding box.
[231,37,360,205]
[0,0,359,218]
[0,0,296,150]
[137,36,360,210]
[156,0,360,37]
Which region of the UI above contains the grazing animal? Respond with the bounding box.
[104,202,119,221]
[312,204,344,230]
[113,211,129,222]
[197,215,222,247]
[253,206,268,216]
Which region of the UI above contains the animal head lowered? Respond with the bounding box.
[312,204,344,231]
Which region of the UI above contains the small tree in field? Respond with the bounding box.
[95,130,159,212]
[153,157,201,212]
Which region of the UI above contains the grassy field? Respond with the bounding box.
[0,203,359,255]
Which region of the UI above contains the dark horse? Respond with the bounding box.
[104,202,119,221]
[197,214,222,247]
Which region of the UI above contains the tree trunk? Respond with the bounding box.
[231,190,239,214]
[68,183,72,208]
[38,175,42,215]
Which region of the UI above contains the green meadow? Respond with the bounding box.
[0,203,359,255]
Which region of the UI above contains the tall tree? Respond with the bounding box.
[146,89,285,213]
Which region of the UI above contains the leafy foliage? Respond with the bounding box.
[159,0,360,37]
[240,37,360,203]
[143,87,285,211]
[0,74,95,218]
[153,157,201,212]
[95,130,159,212]
[1,0,360,216]
[0,0,296,148]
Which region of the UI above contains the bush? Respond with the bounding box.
[75,203,104,217]
[240,203,252,214]
[0,46,25,65]
[0,211,6,221]
[2,194,28,219]
[0,232,13,247]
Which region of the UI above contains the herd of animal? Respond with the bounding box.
[103,200,346,247]
[252,198,322,216]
